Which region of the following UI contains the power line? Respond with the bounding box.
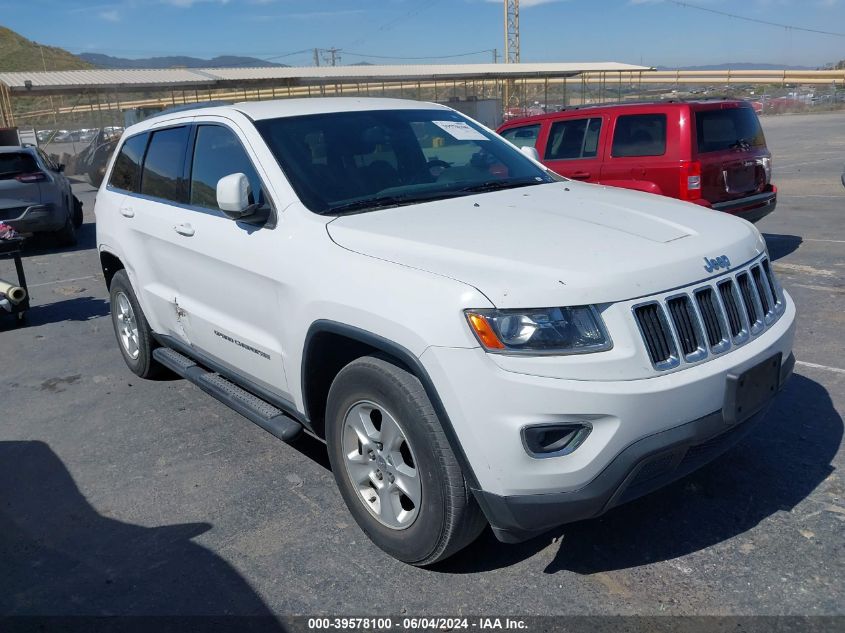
[341,0,446,50]
[666,1,845,38]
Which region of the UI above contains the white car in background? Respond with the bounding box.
[95,98,796,565]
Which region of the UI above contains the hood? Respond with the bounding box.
[327,181,765,308]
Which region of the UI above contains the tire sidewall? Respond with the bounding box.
[109,271,156,377]
[326,361,447,564]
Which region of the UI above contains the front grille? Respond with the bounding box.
[634,256,784,371]
[0,206,27,222]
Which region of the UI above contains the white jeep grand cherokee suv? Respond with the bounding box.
[96,98,796,565]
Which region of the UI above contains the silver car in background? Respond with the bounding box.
[0,146,82,245]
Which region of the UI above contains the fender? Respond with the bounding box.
[302,320,481,489]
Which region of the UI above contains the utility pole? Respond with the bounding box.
[321,47,342,67]
[492,48,498,64]
[313,48,320,67]
[503,0,520,110]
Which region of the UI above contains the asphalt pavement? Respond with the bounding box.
[1,111,843,617]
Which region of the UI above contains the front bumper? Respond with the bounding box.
[2,203,65,233]
[420,292,795,542]
[476,353,793,543]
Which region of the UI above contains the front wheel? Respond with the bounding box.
[325,355,486,566]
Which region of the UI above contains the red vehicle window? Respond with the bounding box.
[611,114,667,157]
[545,118,602,160]
[695,108,765,153]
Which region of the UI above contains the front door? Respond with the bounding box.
[172,121,290,398]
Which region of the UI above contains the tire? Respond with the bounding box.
[325,355,486,566]
[72,196,83,228]
[52,212,77,247]
[109,270,162,379]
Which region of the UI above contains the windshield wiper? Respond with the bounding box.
[458,178,545,194]
[729,138,752,151]
[326,191,464,215]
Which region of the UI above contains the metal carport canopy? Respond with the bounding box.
[0,62,653,95]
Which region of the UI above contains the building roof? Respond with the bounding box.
[0,62,652,94]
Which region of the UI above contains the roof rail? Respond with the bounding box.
[555,96,740,112]
[149,100,233,119]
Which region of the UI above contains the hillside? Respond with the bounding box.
[79,52,287,69]
[0,26,93,72]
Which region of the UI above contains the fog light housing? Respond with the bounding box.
[521,423,591,458]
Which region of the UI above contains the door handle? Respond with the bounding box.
[570,171,592,180]
[173,223,195,237]
[119,206,134,218]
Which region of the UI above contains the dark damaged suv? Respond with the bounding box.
[499,100,777,223]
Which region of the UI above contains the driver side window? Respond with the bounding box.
[189,125,264,212]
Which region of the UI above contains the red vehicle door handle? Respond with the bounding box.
[570,171,591,180]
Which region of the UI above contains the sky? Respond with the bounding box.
[3,0,845,68]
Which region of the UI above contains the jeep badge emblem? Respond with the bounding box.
[703,255,731,273]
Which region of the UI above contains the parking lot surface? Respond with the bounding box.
[1,112,843,616]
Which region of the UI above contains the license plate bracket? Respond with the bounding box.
[723,353,781,425]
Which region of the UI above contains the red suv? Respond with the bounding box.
[497,100,777,222]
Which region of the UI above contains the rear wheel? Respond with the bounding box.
[52,213,77,247]
[71,196,83,228]
[325,355,486,566]
[109,270,162,379]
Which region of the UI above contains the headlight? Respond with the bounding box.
[464,306,612,355]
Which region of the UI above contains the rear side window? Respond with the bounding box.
[189,125,264,211]
[0,152,39,180]
[109,133,148,192]
[140,126,190,203]
[545,118,602,160]
[611,114,667,157]
[695,108,766,153]
[500,124,541,148]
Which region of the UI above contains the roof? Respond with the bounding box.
[0,62,652,94]
[231,97,451,120]
[497,98,752,127]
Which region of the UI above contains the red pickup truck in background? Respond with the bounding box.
[497,100,777,223]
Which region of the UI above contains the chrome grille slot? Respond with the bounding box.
[666,296,704,359]
[633,256,785,371]
[736,272,761,328]
[750,265,771,315]
[718,279,743,338]
[695,288,726,349]
[634,303,676,367]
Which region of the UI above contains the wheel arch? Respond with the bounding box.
[99,249,125,290]
[301,320,480,489]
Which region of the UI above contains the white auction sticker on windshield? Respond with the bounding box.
[432,120,488,141]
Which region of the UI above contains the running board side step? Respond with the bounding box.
[152,347,302,442]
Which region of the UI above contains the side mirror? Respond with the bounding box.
[57,163,65,173]
[519,145,540,162]
[217,172,252,218]
[216,172,271,225]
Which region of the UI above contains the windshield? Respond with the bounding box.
[255,108,554,214]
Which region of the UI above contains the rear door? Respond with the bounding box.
[599,111,680,197]
[693,104,770,205]
[538,116,605,182]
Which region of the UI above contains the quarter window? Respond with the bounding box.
[611,114,667,157]
[545,118,602,160]
[500,124,541,149]
[108,133,148,193]
[140,126,190,203]
[189,125,264,211]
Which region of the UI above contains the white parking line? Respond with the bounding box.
[796,361,845,376]
[28,275,98,289]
